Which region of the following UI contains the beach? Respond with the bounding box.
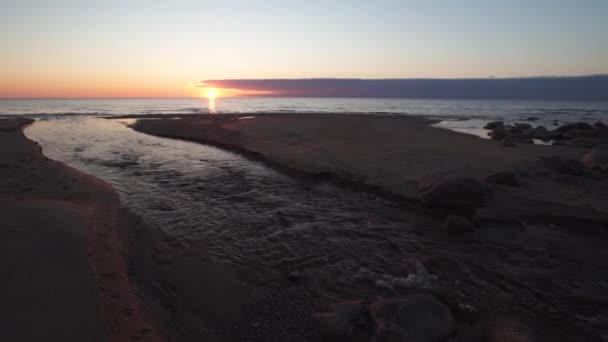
[3,114,608,341]
[0,118,166,341]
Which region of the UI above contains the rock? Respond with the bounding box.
[554,122,593,134]
[288,270,304,283]
[484,121,504,130]
[525,117,538,121]
[581,145,608,173]
[540,157,585,176]
[562,128,595,139]
[418,175,493,209]
[368,294,455,342]
[312,300,367,341]
[443,215,474,234]
[485,170,519,186]
[489,127,509,140]
[594,121,606,128]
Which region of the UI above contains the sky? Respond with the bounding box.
[0,0,607,98]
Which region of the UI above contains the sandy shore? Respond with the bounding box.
[4,114,608,341]
[131,113,608,221]
[0,118,166,341]
[124,113,608,341]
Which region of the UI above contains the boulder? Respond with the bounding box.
[443,215,474,234]
[419,175,493,209]
[311,300,367,341]
[484,121,504,130]
[488,127,509,140]
[562,128,595,139]
[594,121,606,128]
[525,117,538,121]
[485,170,520,186]
[554,122,593,134]
[368,294,455,342]
[581,145,608,173]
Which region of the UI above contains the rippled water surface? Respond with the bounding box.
[24,117,608,338]
[25,117,440,298]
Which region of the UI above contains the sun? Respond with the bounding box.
[205,87,219,98]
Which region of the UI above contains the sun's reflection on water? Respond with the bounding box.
[208,97,216,114]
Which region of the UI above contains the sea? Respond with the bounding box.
[3,97,608,138]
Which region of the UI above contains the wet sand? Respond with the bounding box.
[0,118,166,341]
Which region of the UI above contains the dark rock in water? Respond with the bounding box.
[540,157,585,176]
[443,215,474,234]
[581,145,608,173]
[419,175,492,209]
[288,270,304,283]
[311,300,367,341]
[368,294,455,342]
[484,121,504,130]
[594,121,606,128]
[526,116,538,121]
[554,122,593,134]
[485,170,520,186]
[489,127,509,140]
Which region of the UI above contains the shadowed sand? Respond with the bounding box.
[0,118,167,342]
[130,113,608,221]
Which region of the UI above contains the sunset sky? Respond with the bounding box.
[1,0,607,98]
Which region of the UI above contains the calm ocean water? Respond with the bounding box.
[3,97,608,137]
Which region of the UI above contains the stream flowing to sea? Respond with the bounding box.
[23,116,608,337]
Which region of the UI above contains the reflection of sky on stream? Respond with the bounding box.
[25,117,439,298]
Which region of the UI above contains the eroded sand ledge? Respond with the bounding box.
[130,113,608,221]
[0,118,167,341]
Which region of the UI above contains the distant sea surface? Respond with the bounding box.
[3,97,608,138]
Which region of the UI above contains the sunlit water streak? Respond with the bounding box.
[4,97,608,138]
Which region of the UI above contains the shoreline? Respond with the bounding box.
[0,118,167,341]
[4,115,608,340]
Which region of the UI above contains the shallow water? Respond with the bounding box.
[25,116,437,299]
[24,117,608,338]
